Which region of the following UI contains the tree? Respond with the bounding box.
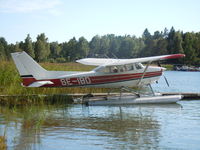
[153,31,162,39]
[118,36,136,58]
[89,35,101,57]
[60,42,68,61]
[34,33,50,62]
[142,28,151,39]
[182,32,197,65]
[99,35,110,56]
[14,42,23,52]
[77,37,90,58]
[153,39,168,55]
[140,29,155,57]
[108,36,121,57]
[0,37,8,60]
[163,27,169,38]
[173,32,184,54]
[60,37,78,61]
[167,27,176,54]
[67,37,78,60]
[50,42,61,59]
[24,34,34,58]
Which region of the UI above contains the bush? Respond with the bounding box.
[55,57,66,63]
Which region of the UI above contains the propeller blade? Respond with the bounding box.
[163,75,169,87]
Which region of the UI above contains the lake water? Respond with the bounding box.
[0,71,200,150]
[152,71,200,93]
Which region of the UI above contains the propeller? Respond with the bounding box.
[157,61,170,87]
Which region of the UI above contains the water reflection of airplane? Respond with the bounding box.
[11,52,185,105]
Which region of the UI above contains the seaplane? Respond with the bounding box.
[11,51,185,106]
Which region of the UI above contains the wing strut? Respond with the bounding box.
[137,61,152,86]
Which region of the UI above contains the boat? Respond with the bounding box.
[174,65,200,71]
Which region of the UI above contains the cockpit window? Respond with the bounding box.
[94,66,111,73]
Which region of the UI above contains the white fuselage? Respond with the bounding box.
[22,64,163,88]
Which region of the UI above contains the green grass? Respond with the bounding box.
[162,64,173,70]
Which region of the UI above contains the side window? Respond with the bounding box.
[125,64,134,71]
[118,66,125,72]
[111,66,118,73]
[135,63,142,70]
[94,66,110,73]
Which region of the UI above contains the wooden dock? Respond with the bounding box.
[0,92,200,106]
[0,93,200,100]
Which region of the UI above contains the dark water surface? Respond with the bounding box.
[0,71,200,150]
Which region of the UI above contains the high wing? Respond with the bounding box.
[76,54,185,66]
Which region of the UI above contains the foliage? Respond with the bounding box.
[34,33,50,62]
[1,27,200,65]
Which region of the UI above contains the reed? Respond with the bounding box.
[0,136,6,150]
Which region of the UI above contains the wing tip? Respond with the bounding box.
[162,54,185,60]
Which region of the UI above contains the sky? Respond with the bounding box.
[0,0,200,43]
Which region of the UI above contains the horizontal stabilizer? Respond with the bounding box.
[28,81,53,87]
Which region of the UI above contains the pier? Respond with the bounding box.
[70,92,200,101]
[0,92,200,106]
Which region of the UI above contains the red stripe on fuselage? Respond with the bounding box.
[21,71,162,87]
[90,71,161,81]
[90,71,162,84]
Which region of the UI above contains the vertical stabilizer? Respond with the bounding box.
[11,51,48,86]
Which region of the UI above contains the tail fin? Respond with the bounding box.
[11,51,48,86]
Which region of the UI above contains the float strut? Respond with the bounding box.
[149,84,155,96]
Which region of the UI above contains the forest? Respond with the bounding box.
[0,27,200,65]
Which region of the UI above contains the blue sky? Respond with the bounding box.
[0,0,200,43]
